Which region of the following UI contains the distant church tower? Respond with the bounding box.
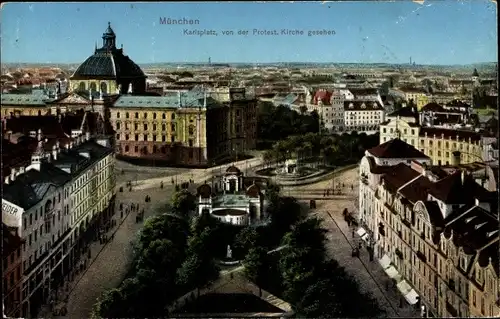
[472,68,480,87]
[208,57,211,65]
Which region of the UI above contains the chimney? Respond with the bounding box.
[178,91,182,107]
[10,168,16,181]
[37,128,42,141]
[451,151,461,166]
[52,144,58,160]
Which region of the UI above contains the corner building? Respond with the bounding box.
[2,132,116,318]
[358,138,499,318]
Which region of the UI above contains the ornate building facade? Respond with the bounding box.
[109,87,257,166]
[69,23,146,96]
[196,166,267,226]
[358,139,499,318]
[2,132,116,318]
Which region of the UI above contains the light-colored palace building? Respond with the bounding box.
[109,87,257,166]
[358,139,499,318]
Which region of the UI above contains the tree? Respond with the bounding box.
[282,218,327,263]
[269,197,303,235]
[176,253,220,297]
[91,288,123,319]
[171,190,196,218]
[234,226,260,256]
[242,247,268,296]
[136,239,182,276]
[135,214,190,257]
[299,105,308,115]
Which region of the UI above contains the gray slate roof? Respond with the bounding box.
[1,94,52,106]
[2,140,113,211]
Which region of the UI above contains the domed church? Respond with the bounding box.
[69,22,147,97]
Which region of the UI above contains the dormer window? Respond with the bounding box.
[459,255,466,270]
[465,216,477,223]
[474,222,487,230]
[486,230,499,238]
[476,266,483,284]
[349,103,354,109]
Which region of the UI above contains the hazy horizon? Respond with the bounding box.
[1,2,497,65]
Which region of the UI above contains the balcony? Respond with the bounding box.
[446,301,458,317]
[402,218,412,228]
[416,250,427,263]
[448,279,455,292]
[395,248,403,259]
[44,209,54,222]
[360,174,368,185]
[384,203,398,215]
[378,223,386,237]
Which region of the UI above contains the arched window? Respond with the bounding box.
[188,125,195,135]
[90,82,97,93]
[171,113,176,120]
[100,82,108,94]
[78,82,86,91]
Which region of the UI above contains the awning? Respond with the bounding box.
[356,227,367,237]
[397,280,412,296]
[384,266,402,281]
[378,254,391,269]
[405,289,419,305]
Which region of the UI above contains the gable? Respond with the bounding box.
[413,201,430,223]
[53,93,90,105]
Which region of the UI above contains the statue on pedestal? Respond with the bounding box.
[226,245,232,259]
[117,84,122,94]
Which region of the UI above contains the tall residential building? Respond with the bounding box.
[358,139,499,318]
[343,100,385,132]
[2,224,24,317]
[379,107,484,165]
[2,131,116,318]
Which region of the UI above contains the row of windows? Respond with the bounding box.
[116,122,180,132]
[122,144,195,158]
[383,127,417,135]
[116,111,175,120]
[118,134,177,143]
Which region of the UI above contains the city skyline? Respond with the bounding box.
[0,1,498,65]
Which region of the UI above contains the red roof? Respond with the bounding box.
[368,138,429,159]
[313,90,333,105]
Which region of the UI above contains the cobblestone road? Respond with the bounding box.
[288,167,421,318]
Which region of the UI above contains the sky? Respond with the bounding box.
[0,1,498,65]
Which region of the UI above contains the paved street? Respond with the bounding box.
[50,158,419,318]
[58,157,263,318]
[287,167,421,318]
